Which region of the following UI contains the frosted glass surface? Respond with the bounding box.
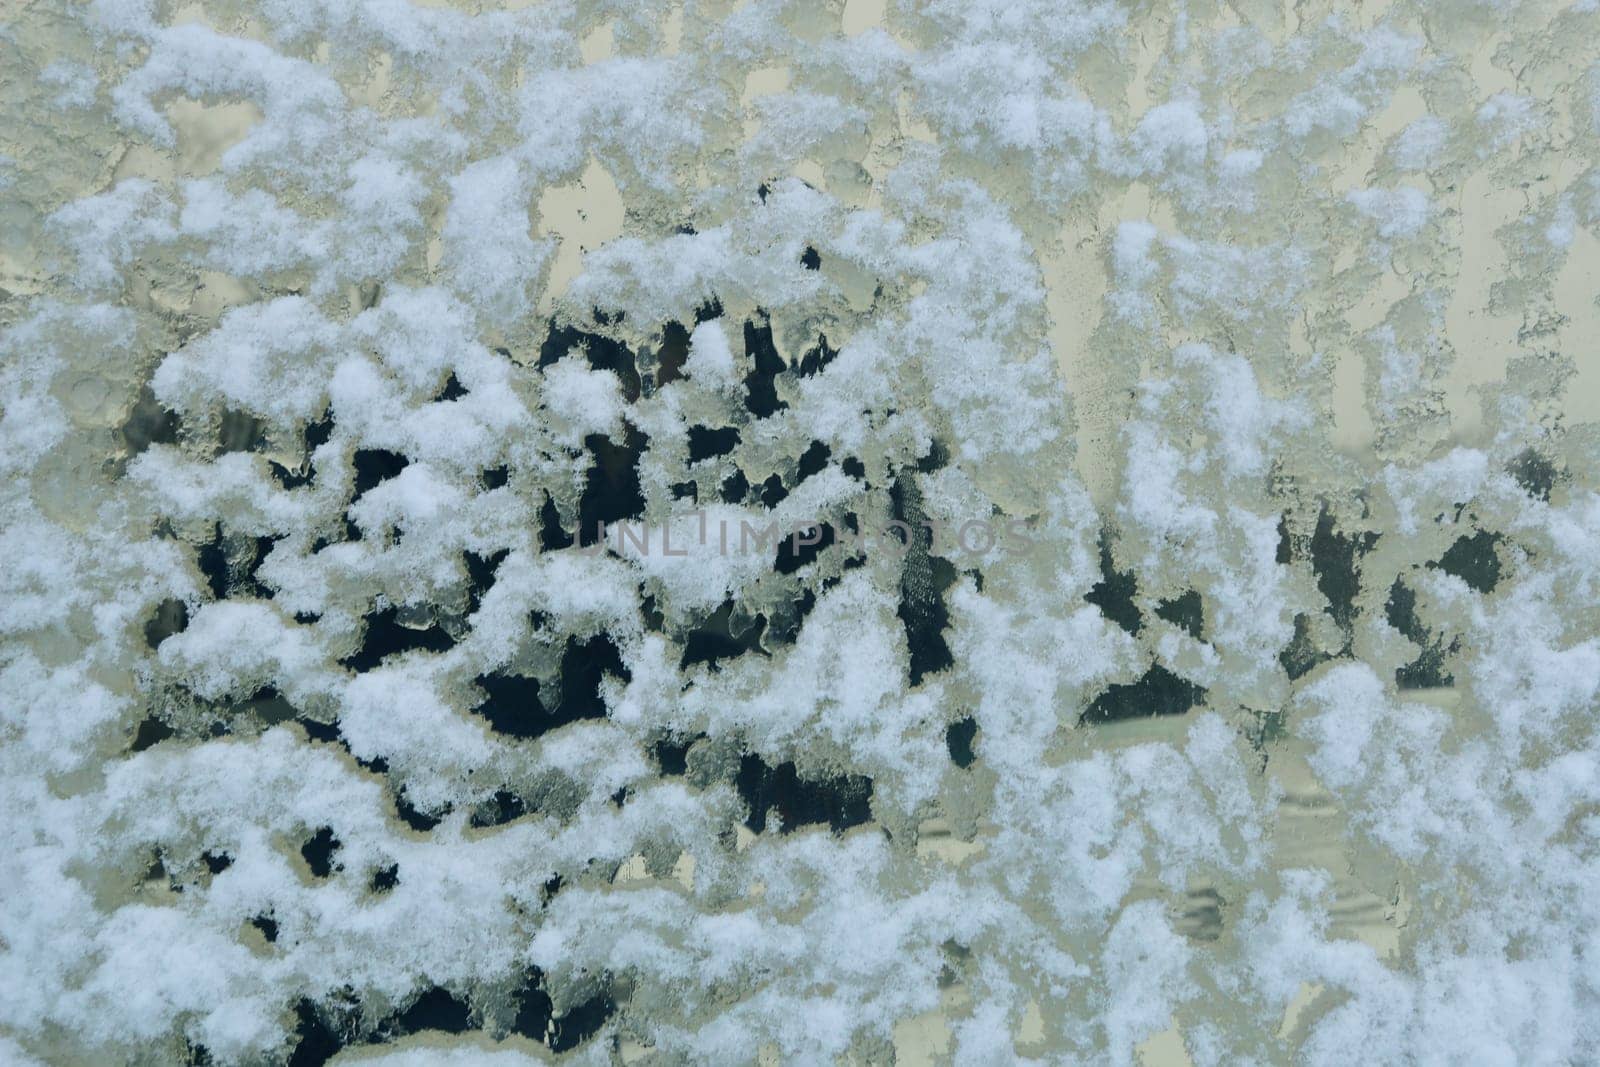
[2,0,1599,1063]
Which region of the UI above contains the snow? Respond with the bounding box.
[5,0,1600,1062]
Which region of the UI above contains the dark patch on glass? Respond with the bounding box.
[892,477,955,685]
[300,827,341,878]
[742,317,789,419]
[774,522,830,576]
[946,716,978,768]
[297,716,341,745]
[655,320,690,386]
[1507,448,1560,501]
[1155,590,1204,639]
[540,321,640,402]
[549,988,615,1053]
[351,449,408,502]
[1395,642,1456,690]
[1309,503,1378,632]
[1430,529,1502,593]
[1086,529,1142,636]
[286,997,344,1067]
[303,409,335,452]
[270,459,311,490]
[514,968,615,1052]
[394,789,443,832]
[218,409,265,454]
[759,473,787,508]
[1386,577,1456,688]
[251,914,278,943]
[509,970,554,1044]
[369,864,399,893]
[473,634,627,737]
[1385,577,1426,646]
[243,681,294,723]
[651,734,699,776]
[378,986,471,1039]
[577,429,648,544]
[470,790,526,828]
[764,587,817,645]
[354,753,388,775]
[640,593,665,632]
[1278,613,1326,681]
[687,424,740,462]
[463,548,508,615]
[915,439,948,474]
[120,386,181,456]
[341,605,455,671]
[557,633,629,716]
[795,334,838,378]
[472,673,548,738]
[196,527,230,599]
[142,850,169,888]
[736,754,873,834]
[720,468,749,503]
[506,968,616,1052]
[144,597,189,648]
[1081,664,1206,724]
[795,440,831,483]
[680,600,768,670]
[434,372,468,402]
[130,715,174,752]
[538,492,574,551]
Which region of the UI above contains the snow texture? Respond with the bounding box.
[2,0,1600,1063]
